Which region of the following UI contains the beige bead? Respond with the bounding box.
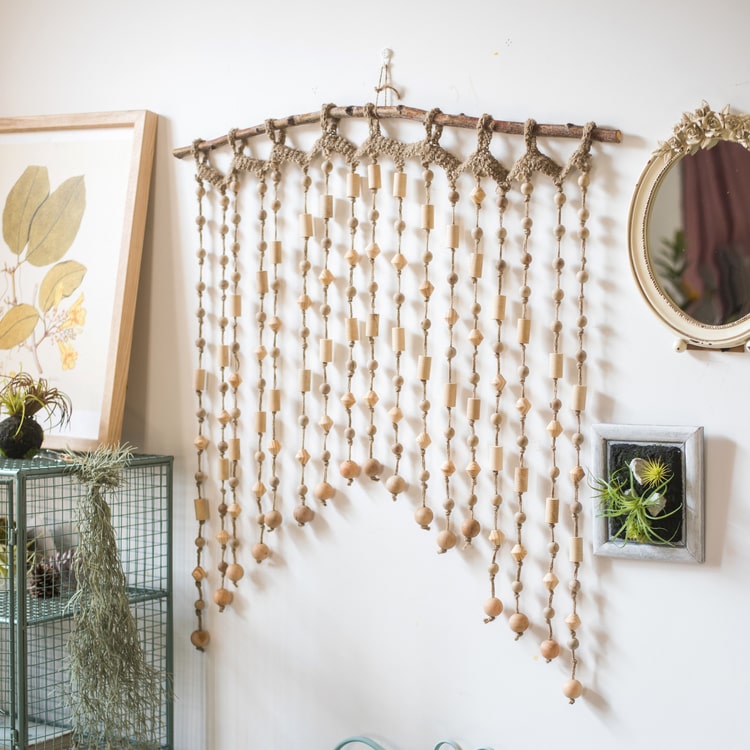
[346,172,361,198]
[516,397,531,415]
[446,222,460,248]
[417,355,432,381]
[546,420,563,438]
[270,240,282,264]
[421,203,435,230]
[345,317,360,342]
[229,294,241,317]
[298,293,312,310]
[488,528,505,546]
[194,368,206,392]
[489,446,503,472]
[319,193,333,219]
[213,587,234,609]
[465,460,481,479]
[226,563,244,583]
[444,383,457,408]
[296,449,310,466]
[515,467,529,492]
[191,565,207,582]
[257,269,269,294]
[218,458,230,481]
[467,397,481,421]
[365,313,380,337]
[436,529,457,552]
[492,295,506,322]
[252,542,271,563]
[414,505,434,529]
[340,460,361,480]
[391,252,407,271]
[572,384,587,411]
[462,517,481,540]
[254,411,267,434]
[299,212,313,238]
[569,536,584,563]
[565,612,581,629]
[540,639,561,661]
[484,596,503,618]
[268,438,281,456]
[265,509,283,529]
[517,318,531,344]
[362,458,384,479]
[392,171,407,198]
[442,460,456,477]
[252,481,266,498]
[194,497,209,522]
[389,406,403,423]
[227,370,242,389]
[227,503,242,519]
[549,352,564,379]
[194,434,209,452]
[346,248,360,266]
[509,612,529,635]
[293,504,315,526]
[470,253,484,279]
[320,338,333,363]
[191,629,210,650]
[569,465,585,483]
[314,481,336,502]
[416,432,432,449]
[445,307,459,326]
[341,392,356,408]
[471,185,486,205]
[511,543,527,562]
[563,678,584,702]
[392,327,406,352]
[386,474,407,496]
[468,328,484,347]
[219,344,230,368]
[364,390,379,407]
[420,279,435,298]
[543,572,559,590]
[318,414,334,433]
[367,163,382,190]
[319,268,334,287]
[299,369,312,392]
[228,438,240,461]
[546,497,560,524]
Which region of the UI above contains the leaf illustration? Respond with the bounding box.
[2,166,50,255]
[38,260,87,312]
[0,303,39,349]
[27,175,86,267]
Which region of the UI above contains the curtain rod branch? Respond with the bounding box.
[173,104,621,159]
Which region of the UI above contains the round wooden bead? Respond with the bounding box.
[484,597,503,618]
[414,505,434,529]
[461,518,481,541]
[509,612,530,635]
[190,629,210,650]
[385,474,407,496]
[264,509,283,529]
[540,638,561,661]
[436,529,457,552]
[213,587,234,609]
[563,678,584,702]
[252,542,271,563]
[339,460,361,481]
[225,563,245,583]
[293,504,315,526]
[362,458,384,480]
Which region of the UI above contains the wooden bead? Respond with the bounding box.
[365,313,380,337]
[386,474,406,496]
[417,355,432,381]
[444,382,457,408]
[314,481,336,502]
[190,629,210,650]
[251,542,270,563]
[345,317,360,342]
[367,163,382,190]
[414,505,433,529]
[572,384,587,411]
[340,392,356,408]
[516,397,531,415]
[319,194,333,219]
[251,481,266,498]
[546,420,563,438]
[320,338,333,362]
[549,352,564,379]
[511,543,527,562]
[489,446,503,472]
[270,240,282,264]
[416,432,432,449]
[293,504,315,526]
[546,497,560,524]
[461,518,481,540]
[543,572,559,590]
[421,203,434,230]
[514,467,529,492]
[468,328,483,347]
[540,639,561,661]
[299,369,312,392]
[391,252,407,271]
[484,597,503,618]
[219,344,230,368]
[228,438,240,461]
[492,295,506,322]
[194,497,209,522]
[256,269,269,294]
[340,460,361,480]
[226,563,245,583]
[392,171,407,198]
[254,411,267,434]
[299,212,313,238]
[362,458,383,480]
[509,612,529,635]
[517,318,531,344]
[446,222,460,248]
[467,397,481,421]
[465,461,481,479]
[488,528,505,546]
[569,536,584,563]
[264,509,283,529]
[388,406,403,423]
[268,438,281,456]
[436,529,457,552]
[346,172,361,198]
[228,294,241,317]
[470,253,484,278]
[391,326,405,352]
[563,678,584,702]
[213,587,234,609]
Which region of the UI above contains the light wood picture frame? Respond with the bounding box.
[0,110,157,451]
[591,423,705,563]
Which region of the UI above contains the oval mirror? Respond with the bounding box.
[629,102,750,349]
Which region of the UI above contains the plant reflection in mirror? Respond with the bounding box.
[591,456,682,545]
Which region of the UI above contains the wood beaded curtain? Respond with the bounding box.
[176,103,619,703]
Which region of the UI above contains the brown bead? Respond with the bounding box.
[362,458,384,480]
[213,587,234,610]
[414,505,434,529]
[563,678,584,702]
[340,460,361,480]
[484,597,503,619]
[386,474,406,496]
[293,504,315,526]
[436,529,457,553]
[314,481,336,502]
[252,542,270,563]
[190,629,210,650]
[509,612,530,635]
[540,638,561,661]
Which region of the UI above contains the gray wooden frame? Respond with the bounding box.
[591,423,705,562]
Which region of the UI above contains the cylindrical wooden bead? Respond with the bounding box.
[569,536,584,563]
[549,352,564,379]
[219,345,230,368]
[421,204,434,230]
[228,437,240,461]
[218,457,230,481]
[319,194,333,219]
[367,163,382,190]
[228,294,241,318]
[470,253,484,278]
[257,269,269,294]
[517,318,531,344]
[299,369,312,392]
[392,171,407,198]
[366,313,380,338]
[489,445,503,472]
[320,338,333,362]
[572,384,587,411]
[254,411,267,434]
[270,240,282,264]
[346,172,361,198]
[493,294,506,321]
[546,497,560,524]
[194,497,210,522]
[345,317,360,342]
[444,382,457,408]
[515,466,529,492]
[269,389,281,413]
[467,397,481,421]
[299,212,313,238]
[446,223,460,248]
[392,326,405,352]
[195,368,206,392]
[417,355,432,381]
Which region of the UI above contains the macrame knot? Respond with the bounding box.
[424,107,444,145]
[365,102,381,137]
[265,119,285,146]
[320,103,339,135]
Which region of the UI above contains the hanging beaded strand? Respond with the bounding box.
[539,175,567,662]
[190,143,211,651]
[562,123,596,705]
[224,133,247,585]
[462,174,486,549]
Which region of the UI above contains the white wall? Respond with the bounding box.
[2,2,750,748]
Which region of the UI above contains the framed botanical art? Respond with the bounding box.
[0,110,157,451]
[591,423,705,562]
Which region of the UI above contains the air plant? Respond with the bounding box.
[0,372,72,458]
[592,456,682,545]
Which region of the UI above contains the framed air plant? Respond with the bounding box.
[591,424,704,562]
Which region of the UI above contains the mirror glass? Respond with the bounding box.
[647,140,750,326]
[629,102,750,349]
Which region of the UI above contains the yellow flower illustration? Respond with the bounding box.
[61,293,86,329]
[57,340,78,371]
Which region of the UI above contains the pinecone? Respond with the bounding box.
[28,562,62,599]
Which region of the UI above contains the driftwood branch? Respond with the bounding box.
[173,104,621,159]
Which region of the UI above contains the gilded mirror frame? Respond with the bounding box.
[629,102,750,350]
